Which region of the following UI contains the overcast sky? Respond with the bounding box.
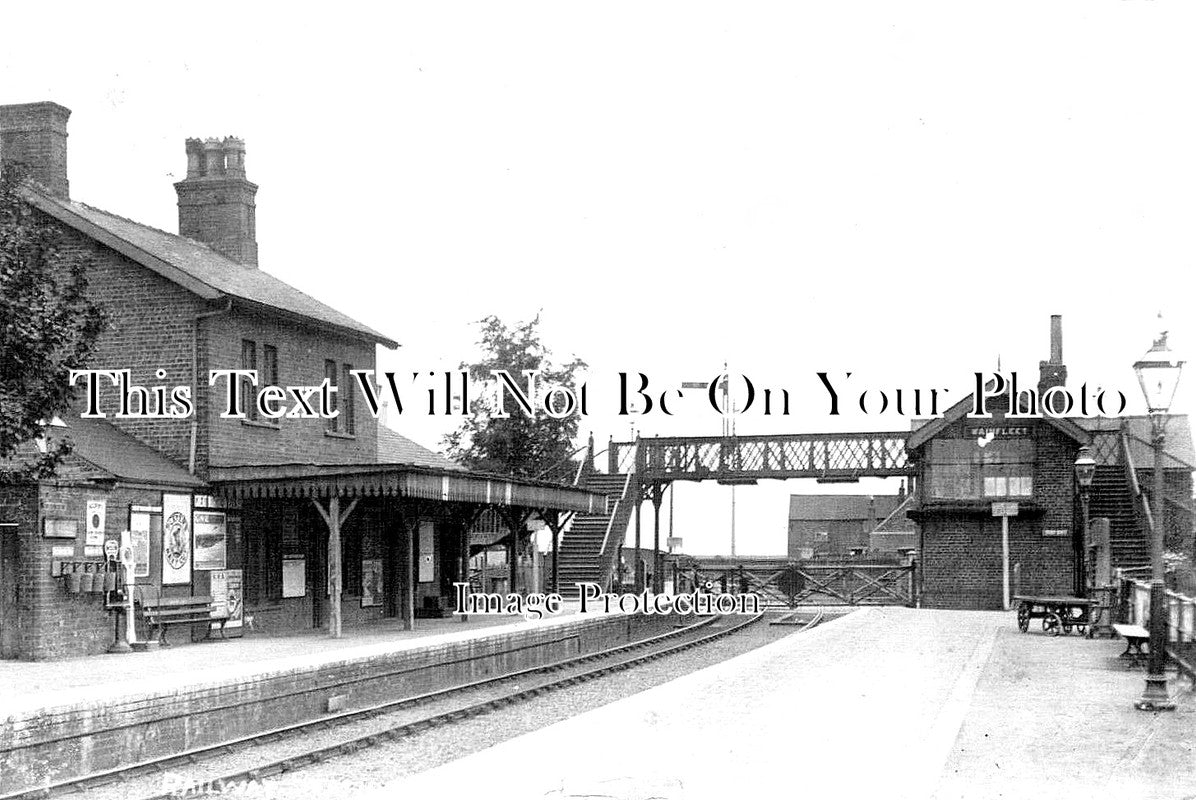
[5,2,1194,555]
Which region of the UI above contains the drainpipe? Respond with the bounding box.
[191,299,233,474]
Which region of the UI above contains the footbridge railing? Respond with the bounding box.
[611,432,913,482]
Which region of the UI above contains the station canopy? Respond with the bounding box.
[209,463,606,513]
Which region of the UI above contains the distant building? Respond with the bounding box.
[787,493,905,558]
[869,495,917,556]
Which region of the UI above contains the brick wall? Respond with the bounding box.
[0,485,38,659]
[917,418,1079,610]
[44,214,380,476]
[51,220,203,471]
[0,476,185,660]
[0,102,70,198]
[203,306,377,470]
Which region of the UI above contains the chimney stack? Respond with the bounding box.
[0,102,71,198]
[174,135,258,266]
[1038,314,1068,398]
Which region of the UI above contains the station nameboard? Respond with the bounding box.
[991,502,1019,517]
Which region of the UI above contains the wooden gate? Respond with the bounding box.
[676,557,916,609]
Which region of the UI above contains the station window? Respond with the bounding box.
[341,363,355,435]
[263,344,278,391]
[241,339,257,420]
[324,359,338,432]
[927,439,1034,500]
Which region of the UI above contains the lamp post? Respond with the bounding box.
[1074,446,1096,595]
[1132,329,1184,712]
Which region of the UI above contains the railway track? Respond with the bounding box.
[5,612,782,800]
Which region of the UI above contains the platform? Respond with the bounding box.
[0,605,679,797]
[376,606,1196,800]
[0,613,527,713]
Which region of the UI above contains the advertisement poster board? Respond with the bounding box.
[210,569,244,634]
[282,555,306,598]
[193,511,227,571]
[361,559,383,607]
[129,512,151,579]
[85,499,106,546]
[161,494,192,585]
[418,521,435,583]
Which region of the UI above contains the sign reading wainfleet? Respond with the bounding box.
[161,494,193,585]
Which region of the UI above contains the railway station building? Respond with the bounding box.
[0,102,603,659]
[906,319,1194,610]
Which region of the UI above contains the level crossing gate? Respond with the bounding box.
[674,557,917,609]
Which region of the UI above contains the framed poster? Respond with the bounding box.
[361,559,383,607]
[161,493,193,585]
[282,555,306,598]
[129,511,152,579]
[193,511,227,571]
[43,518,77,539]
[210,569,244,633]
[85,499,106,546]
[418,521,435,583]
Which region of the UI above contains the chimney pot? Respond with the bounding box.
[222,136,245,177]
[202,137,225,176]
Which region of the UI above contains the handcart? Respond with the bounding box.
[1013,595,1098,637]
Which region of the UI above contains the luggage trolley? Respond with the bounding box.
[1013,595,1098,636]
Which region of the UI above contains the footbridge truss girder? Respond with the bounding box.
[623,432,914,482]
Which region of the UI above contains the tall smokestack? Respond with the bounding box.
[1038,314,1068,399]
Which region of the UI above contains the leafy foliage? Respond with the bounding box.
[0,165,107,480]
[443,314,586,480]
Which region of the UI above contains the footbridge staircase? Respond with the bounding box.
[555,471,634,596]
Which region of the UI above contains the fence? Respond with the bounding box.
[1117,569,1196,686]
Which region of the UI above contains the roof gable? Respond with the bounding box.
[906,391,1090,452]
[23,187,397,348]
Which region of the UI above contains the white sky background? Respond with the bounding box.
[4,2,1194,556]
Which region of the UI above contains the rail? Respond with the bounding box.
[5,613,765,800]
[1120,429,1156,536]
[596,471,633,589]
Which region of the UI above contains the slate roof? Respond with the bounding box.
[22,187,397,348]
[789,494,903,522]
[4,417,206,488]
[376,426,465,471]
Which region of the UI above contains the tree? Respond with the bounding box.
[443,314,586,481]
[0,165,107,480]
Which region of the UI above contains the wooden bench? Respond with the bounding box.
[140,595,228,646]
[1111,623,1150,668]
